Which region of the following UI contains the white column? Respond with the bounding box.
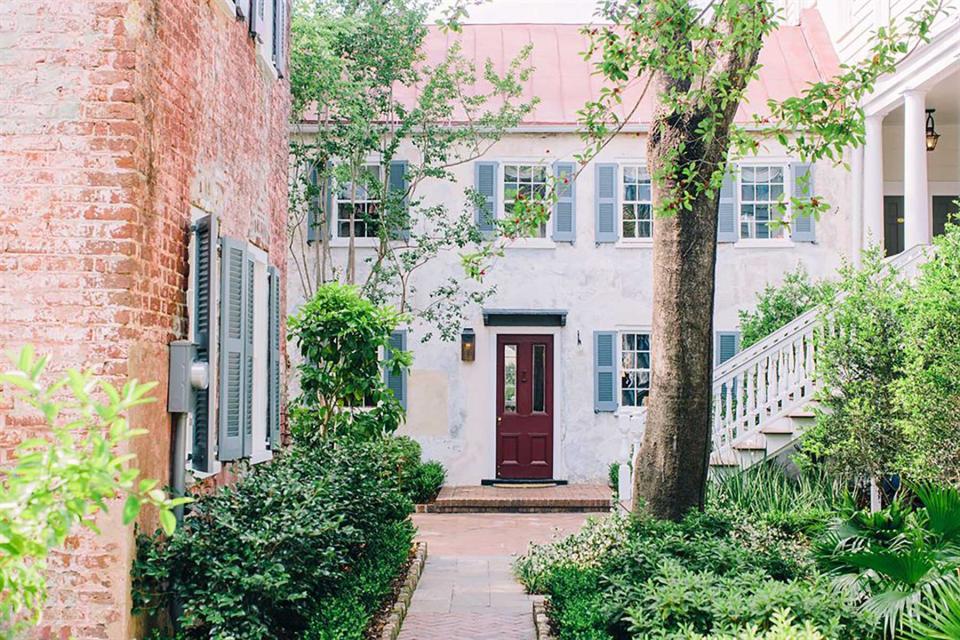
[903,90,931,249]
[863,114,885,250]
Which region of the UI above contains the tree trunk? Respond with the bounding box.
[633,128,723,521]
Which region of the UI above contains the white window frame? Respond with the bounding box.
[618,330,651,411]
[500,161,553,245]
[247,244,273,464]
[333,163,383,242]
[737,162,790,242]
[620,164,653,242]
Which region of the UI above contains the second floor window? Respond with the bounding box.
[336,165,381,239]
[622,165,652,239]
[621,332,651,408]
[503,164,548,238]
[739,165,786,240]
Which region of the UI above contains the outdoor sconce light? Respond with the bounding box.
[461,328,476,362]
[926,109,941,152]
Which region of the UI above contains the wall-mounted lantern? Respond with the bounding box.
[926,109,941,152]
[461,328,476,362]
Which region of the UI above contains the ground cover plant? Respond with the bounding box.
[515,465,875,640]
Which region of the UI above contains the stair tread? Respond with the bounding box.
[760,424,796,435]
[732,435,766,451]
[709,451,740,466]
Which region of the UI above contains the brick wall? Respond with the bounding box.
[0,0,289,637]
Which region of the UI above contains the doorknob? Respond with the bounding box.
[497,416,502,423]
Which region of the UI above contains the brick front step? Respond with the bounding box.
[420,485,612,513]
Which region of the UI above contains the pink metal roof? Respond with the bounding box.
[305,9,839,127]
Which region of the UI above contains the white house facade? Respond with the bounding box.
[289,3,960,485]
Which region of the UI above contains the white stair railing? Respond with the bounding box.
[709,244,931,464]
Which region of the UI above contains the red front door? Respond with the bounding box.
[496,335,554,479]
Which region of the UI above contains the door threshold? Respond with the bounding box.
[481,478,568,487]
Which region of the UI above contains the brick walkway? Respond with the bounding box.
[396,513,593,640]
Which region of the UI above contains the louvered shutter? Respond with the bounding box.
[242,253,255,458]
[267,266,281,450]
[248,0,259,38]
[791,163,815,242]
[594,331,617,412]
[191,215,218,473]
[218,238,247,461]
[715,332,741,365]
[384,330,407,409]
[595,163,618,243]
[389,160,410,240]
[717,167,738,243]
[475,162,498,235]
[552,162,576,242]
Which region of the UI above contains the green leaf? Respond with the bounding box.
[122,495,142,525]
[158,509,177,536]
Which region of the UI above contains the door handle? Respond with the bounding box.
[497,416,502,423]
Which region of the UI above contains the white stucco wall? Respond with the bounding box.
[287,131,855,484]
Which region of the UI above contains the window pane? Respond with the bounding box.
[533,345,545,412]
[624,184,637,201]
[771,183,783,199]
[741,166,755,182]
[621,389,636,407]
[532,166,547,181]
[639,221,651,238]
[638,184,651,201]
[623,333,635,350]
[755,166,770,182]
[504,345,517,413]
[638,352,650,369]
[741,184,755,200]
[636,334,650,350]
[623,220,636,238]
[756,184,770,200]
[624,165,636,182]
[770,166,784,182]
[504,165,518,181]
[519,165,532,180]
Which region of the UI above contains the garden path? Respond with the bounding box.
[396,513,592,640]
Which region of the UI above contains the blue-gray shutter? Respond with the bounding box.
[595,163,618,243]
[218,238,248,462]
[389,160,410,241]
[191,215,218,473]
[248,0,259,37]
[267,266,281,450]
[384,330,407,409]
[552,162,576,242]
[717,167,738,243]
[715,331,740,365]
[242,253,255,458]
[475,161,498,235]
[791,163,815,242]
[594,331,617,412]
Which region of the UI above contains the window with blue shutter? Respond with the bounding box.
[552,162,576,242]
[791,163,815,242]
[191,215,218,473]
[475,162,498,235]
[218,238,249,462]
[595,164,618,243]
[389,160,410,240]
[717,167,738,243]
[384,330,407,409]
[594,331,617,412]
[267,266,281,449]
[716,331,741,365]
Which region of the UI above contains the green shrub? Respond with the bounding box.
[411,460,446,503]
[898,223,960,482]
[517,508,872,640]
[738,267,834,349]
[692,610,827,639]
[133,438,415,639]
[288,282,410,442]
